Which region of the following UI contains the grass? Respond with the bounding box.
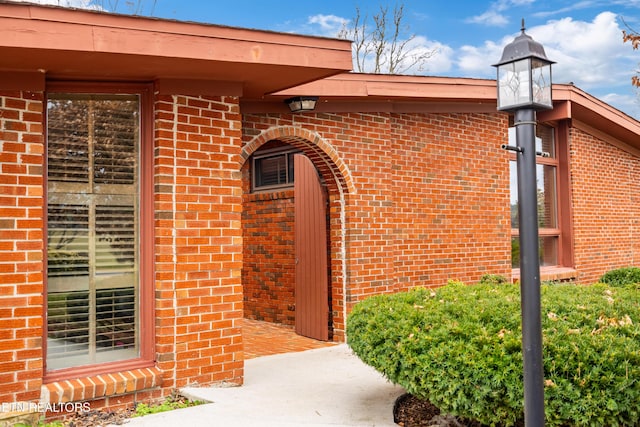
[131,391,206,417]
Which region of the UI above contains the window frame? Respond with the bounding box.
[251,146,300,192]
[508,120,573,272]
[43,81,155,382]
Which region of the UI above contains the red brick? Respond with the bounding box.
[3,82,639,418]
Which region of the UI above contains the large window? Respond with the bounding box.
[509,124,561,268]
[45,85,153,375]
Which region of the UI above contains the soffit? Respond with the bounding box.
[241,73,499,113]
[0,1,353,97]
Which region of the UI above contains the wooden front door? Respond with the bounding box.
[294,154,329,340]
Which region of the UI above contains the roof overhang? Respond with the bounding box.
[539,84,640,155]
[241,73,499,113]
[0,1,353,97]
[242,73,640,153]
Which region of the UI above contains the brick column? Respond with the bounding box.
[155,94,244,389]
[0,91,45,404]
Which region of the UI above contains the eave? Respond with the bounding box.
[241,73,498,113]
[0,1,353,97]
[242,73,640,154]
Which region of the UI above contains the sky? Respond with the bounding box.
[11,0,640,119]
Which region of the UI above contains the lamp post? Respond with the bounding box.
[493,19,554,427]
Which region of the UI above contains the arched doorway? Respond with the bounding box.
[239,126,353,347]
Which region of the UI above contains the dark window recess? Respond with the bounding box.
[253,151,296,190]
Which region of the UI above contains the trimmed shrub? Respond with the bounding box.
[347,281,640,426]
[478,274,508,286]
[600,266,640,287]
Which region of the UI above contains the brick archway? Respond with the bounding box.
[240,126,355,196]
[239,126,354,341]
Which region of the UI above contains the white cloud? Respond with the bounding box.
[307,14,348,37]
[528,12,635,89]
[467,0,535,27]
[450,10,640,117]
[397,36,455,75]
[456,40,505,76]
[6,0,100,8]
[467,10,509,26]
[454,11,638,91]
[600,91,640,117]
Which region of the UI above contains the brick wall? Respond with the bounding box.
[569,127,640,283]
[0,90,245,416]
[241,111,513,334]
[2,85,640,418]
[154,94,244,389]
[0,91,45,405]
[242,190,296,326]
[388,113,512,289]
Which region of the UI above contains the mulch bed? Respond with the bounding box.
[65,407,134,427]
[393,393,486,427]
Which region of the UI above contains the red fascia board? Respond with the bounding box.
[274,74,497,101]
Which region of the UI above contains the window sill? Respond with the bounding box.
[512,267,577,283]
[41,367,163,404]
[245,189,294,201]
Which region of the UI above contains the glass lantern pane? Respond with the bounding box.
[531,59,552,108]
[497,59,531,110]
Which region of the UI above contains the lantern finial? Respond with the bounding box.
[521,18,526,33]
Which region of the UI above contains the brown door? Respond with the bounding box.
[294,154,329,340]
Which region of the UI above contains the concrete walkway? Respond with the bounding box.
[117,344,405,426]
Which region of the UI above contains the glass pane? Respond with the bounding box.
[287,152,296,184]
[509,126,557,229]
[255,154,287,187]
[511,237,520,268]
[498,59,531,109]
[510,163,558,234]
[510,161,518,228]
[531,59,552,108]
[537,164,557,228]
[93,101,138,185]
[536,124,555,158]
[47,204,89,278]
[47,100,90,183]
[511,236,558,268]
[47,93,140,370]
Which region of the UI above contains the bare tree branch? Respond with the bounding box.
[622,17,640,88]
[91,0,157,15]
[339,3,437,75]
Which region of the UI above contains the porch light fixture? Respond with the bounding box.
[494,19,554,111]
[493,19,554,427]
[285,96,318,112]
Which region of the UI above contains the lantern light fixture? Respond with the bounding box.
[493,19,555,111]
[284,96,319,113]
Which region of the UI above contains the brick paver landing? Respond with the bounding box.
[242,318,337,359]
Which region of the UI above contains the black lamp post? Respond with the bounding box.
[493,19,554,427]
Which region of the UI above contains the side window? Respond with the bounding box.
[509,124,560,268]
[252,148,298,191]
[46,88,152,374]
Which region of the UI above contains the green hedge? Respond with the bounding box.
[347,281,640,426]
[600,267,640,287]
